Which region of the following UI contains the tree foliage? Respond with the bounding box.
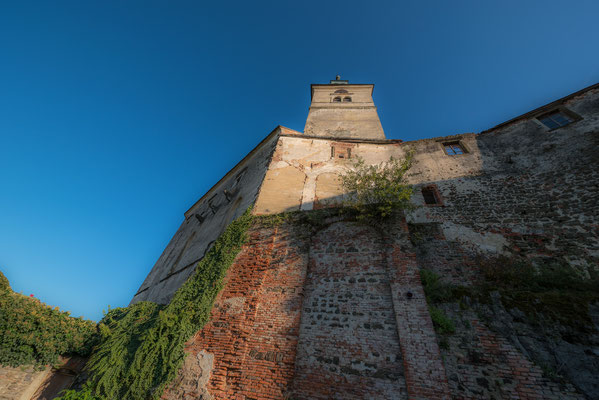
[0,271,97,367]
[340,151,415,220]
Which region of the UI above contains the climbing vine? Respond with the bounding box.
[57,208,254,400]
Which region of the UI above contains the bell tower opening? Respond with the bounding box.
[304,76,386,140]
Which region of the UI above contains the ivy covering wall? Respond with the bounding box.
[57,208,253,400]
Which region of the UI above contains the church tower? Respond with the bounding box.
[304,76,386,139]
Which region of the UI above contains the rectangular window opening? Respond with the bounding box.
[443,142,465,155]
[538,110,575,130]
[422,187,439,205]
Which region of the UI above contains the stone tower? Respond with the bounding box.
[304,76,386,139]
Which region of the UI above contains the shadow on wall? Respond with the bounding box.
[283,110,599,271]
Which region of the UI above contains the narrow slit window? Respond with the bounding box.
[538,110,575,129]
[443,142,465,155]
[422,187,439,205]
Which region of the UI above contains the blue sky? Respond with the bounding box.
[1,0,597,321]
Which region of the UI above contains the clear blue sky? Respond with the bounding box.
[1,0,597,321]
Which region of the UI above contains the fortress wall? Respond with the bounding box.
[165,217,450,400]
[164,216,595,400]
[131,130,279,304]
[165,223,311,400]
[139,83,598,398]
[292,222,408,400]
[408,86,599,269]
[256,86,599,269]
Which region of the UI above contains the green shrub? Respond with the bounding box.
[0,271,10,292]
[420,269,454,303]
[0,273,97,367]
[428,305,456,334]
[419,269,456,336]
[340,152,415,220]
[58,207,253,400]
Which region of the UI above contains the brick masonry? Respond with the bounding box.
[165,223,310,400]
[292,222,408,399]
[165,216,452,400]
[439,305,584,399]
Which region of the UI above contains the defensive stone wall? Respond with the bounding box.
[255,85,599,270]
[164,215,449,400]
[138,84,598,305]
[165,209,597,399]
[135,82,599,398]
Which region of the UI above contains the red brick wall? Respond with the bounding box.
[165,224,310,400]
[384,219,451,400]
[165,217,451,400]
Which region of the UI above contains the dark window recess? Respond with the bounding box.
[538,110,574,129]
[334,89,348,94]
[333,97,341,102]
[332,146,351,159]
[422,187,439,205]
[343,96,352,102]
[235,167,248,184]
[443,142,465,155]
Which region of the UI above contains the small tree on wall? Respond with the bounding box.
[340,151,415,220]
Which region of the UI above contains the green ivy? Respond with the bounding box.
[419,269,456,335]
[0,271,97,367]
[58,207,253,400]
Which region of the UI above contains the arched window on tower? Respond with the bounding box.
[343,97,352,102]
[334,89,348,94]
[333,97,341,102]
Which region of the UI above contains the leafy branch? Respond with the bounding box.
[340,151,416,220]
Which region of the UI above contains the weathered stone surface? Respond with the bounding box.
[293,222,408,399]
[0,365,48,400]
[139,80,599,399]
[131,126,288,304]
[164,351,214,400]
[438,299,594,399]
[304,84,386,140]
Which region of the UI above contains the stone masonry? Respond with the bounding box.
[147,78,598,399]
